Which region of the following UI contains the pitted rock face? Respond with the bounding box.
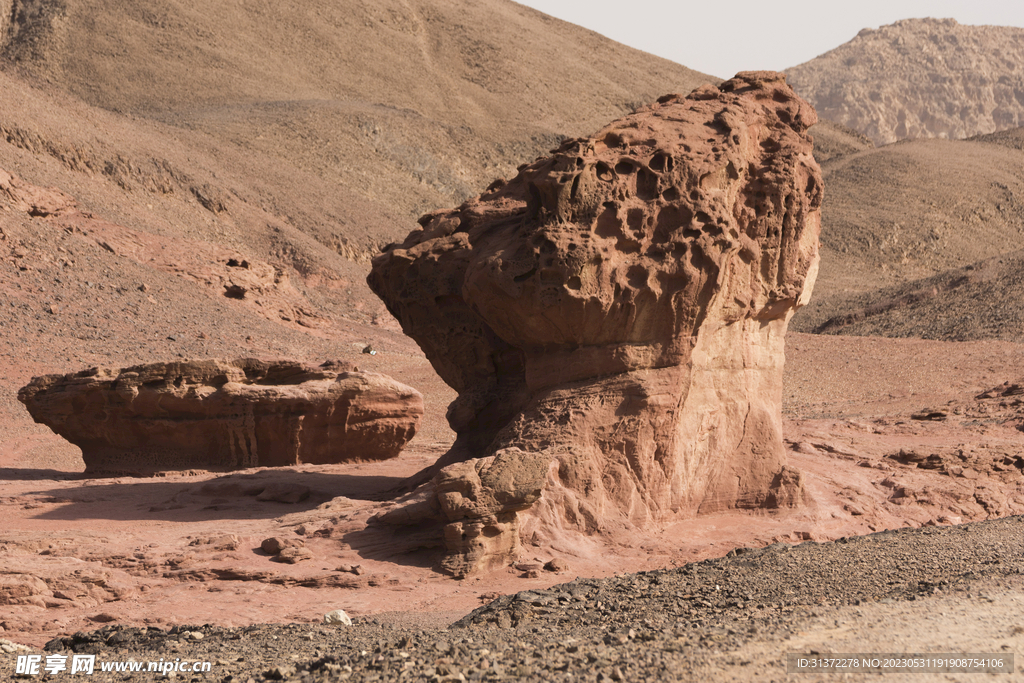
[18,359,423,475]
[369,72,822,577]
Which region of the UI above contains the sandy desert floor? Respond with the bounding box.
[2,332,1023,681]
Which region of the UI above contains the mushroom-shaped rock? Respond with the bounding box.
[368,72,822,576]
[18,358,423,475]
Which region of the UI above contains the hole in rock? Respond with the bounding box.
[806,175,819,196]
[603,132,623,148]
[513,268,537,283]
[570,174,581,200]
[223,284,247,299]
[626,209,646,238]
[596,161,614,182]
[527,182,543,217]
[648,152,673,173]
[595,204,620,238]
[566,276,582,291]
[626,265,648,289]
[615,160,636,175]
[654,205,692,243]
[636,169,658,201]
[616,237,641,254]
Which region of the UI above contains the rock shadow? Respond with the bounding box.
[25,469,407,522]
[0,468,87,481]
[339,518,445,572]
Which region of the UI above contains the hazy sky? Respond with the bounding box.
[513,1,1024,78]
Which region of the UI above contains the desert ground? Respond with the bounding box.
[2,2,1024,681]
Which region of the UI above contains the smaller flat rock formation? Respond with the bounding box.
[369,72,822,576]
[18,359,423,475]
[787,18,1024,145]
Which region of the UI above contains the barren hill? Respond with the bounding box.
[806,119,874,163]
[970,125,1024,150]
[0,0,714,465]
[805,249,1024,341]
[786,18,1024,144]
[1,0,713,229]
[791,131,1024,338]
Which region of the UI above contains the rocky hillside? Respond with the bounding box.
[791,128,1024,341]
[806,119,874,163]
[0,0,713,465]
[0,0,713,235]
[786,18,1024,144]
[804,248,1024,341]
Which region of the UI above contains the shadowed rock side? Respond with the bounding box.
[18,359,423,475]
[368,72,823,576]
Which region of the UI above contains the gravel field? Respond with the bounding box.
[6,515,1022,682]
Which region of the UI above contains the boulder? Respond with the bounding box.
[18,358,423,475]
[368,72,822,575]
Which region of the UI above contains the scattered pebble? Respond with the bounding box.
[323,609,353,626]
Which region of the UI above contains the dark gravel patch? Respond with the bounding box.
[9,516,1023,682]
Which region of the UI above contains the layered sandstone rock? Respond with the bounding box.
[18,359,423,475]
[369,72,822,576]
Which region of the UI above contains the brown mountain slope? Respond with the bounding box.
[0,66,449,465]
[786,18,1024,145]
[805,250,1024,341]
[1,0,714,225]
[970,125,1024,151]
[791,133,1024,335]
[807,119,874,163]
[0,0,714,465]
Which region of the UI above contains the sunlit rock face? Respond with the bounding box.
[369,71,822,576]
[19,358,423,475]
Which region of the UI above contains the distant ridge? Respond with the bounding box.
[787,18,1024,144]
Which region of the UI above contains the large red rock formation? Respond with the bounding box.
[368,72,822,576]
[18,359,423,475]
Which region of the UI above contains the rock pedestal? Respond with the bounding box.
[19,358,423,475]
[368,72,822,576]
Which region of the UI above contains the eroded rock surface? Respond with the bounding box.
[18,359,423,474]
[369,72,822,576]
